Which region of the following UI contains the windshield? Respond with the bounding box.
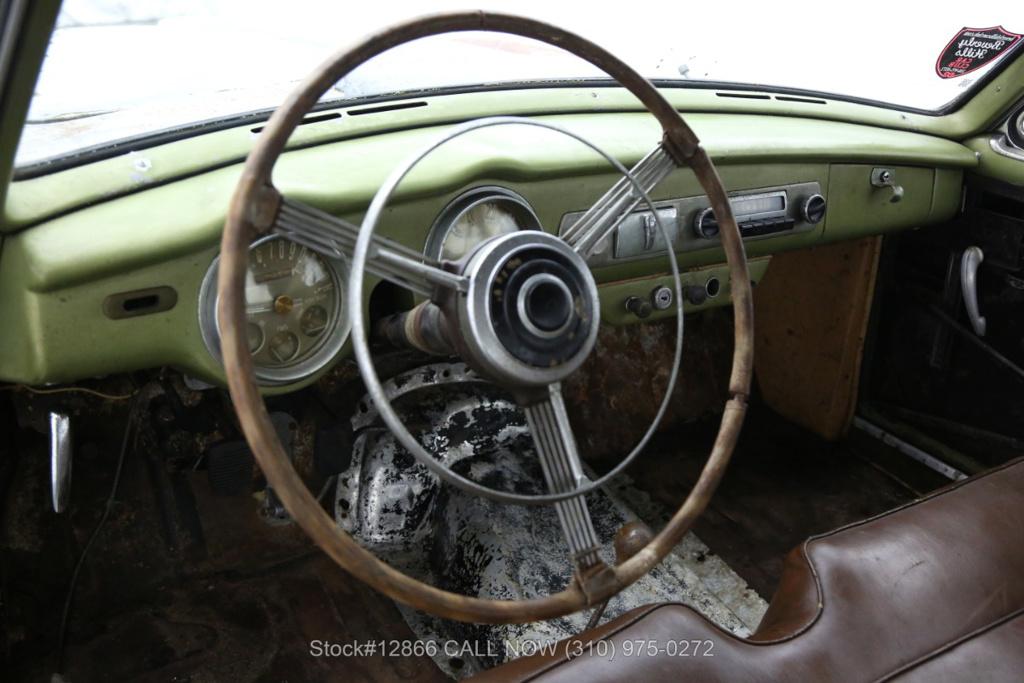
[15,0,1024,169]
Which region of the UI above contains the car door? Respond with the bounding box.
[864,102,1024,472]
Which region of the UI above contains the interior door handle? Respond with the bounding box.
[960,246,986,336]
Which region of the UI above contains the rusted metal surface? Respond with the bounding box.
[217,11,753,623]
[6,371,940,680]
[0,414,446,682]
[563,310,735,461]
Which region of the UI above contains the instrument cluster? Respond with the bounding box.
[198,235,350,385]
[197,187,540,386]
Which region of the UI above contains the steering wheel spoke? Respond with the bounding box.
[523,383,604,573]
[273,195,467,298]
[561,143,678,258]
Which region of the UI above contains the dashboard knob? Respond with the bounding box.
[624,296,652,319]
[683,285,708,306]
[801,193,827,224]
[693,207,720,239]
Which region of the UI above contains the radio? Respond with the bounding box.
[693,188,825,240]
[560,181,825,265]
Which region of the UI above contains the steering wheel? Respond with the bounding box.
[218,12,752,624]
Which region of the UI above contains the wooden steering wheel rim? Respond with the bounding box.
[218,11,753,624]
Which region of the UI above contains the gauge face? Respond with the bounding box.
[427,187,541,262]
[300,305,329,337]
[246,322,265,353]
[441,202,522,260]
[245,238,337,369]
[199,236,350,386]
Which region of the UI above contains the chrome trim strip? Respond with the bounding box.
[853,416,967,481]
[49,412,72,513]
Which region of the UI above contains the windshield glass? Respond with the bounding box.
[15,0,1024,169]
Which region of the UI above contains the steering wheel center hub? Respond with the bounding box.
[519,273,573,335]
[456,231,601,389]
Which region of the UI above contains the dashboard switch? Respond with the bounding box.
[611,207,678,258]
[801,193,827,224]
[642,213,658,250]
[684,286,708,306]
[624,296,652,319]
[693,207,720,239]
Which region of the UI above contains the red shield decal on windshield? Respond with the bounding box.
[936,26,1021,79]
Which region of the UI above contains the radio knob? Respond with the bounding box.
[801,194,827,224]
[693,207,720,239]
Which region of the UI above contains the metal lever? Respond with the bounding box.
[49,412,72,513]
[583,520,653,631]
[960,246,986,336]
[642,213,657,251]
[871,168,904,203]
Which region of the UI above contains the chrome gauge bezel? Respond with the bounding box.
[424,186,541,261]
[198,235,350,386]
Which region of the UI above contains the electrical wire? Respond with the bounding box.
[0,384,136,401]
[54,391,144,675]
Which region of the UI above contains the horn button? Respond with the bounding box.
[519,273,574,337]
[490,247,592,368]
[456,231,600,389]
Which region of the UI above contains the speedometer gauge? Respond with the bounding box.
[426,187,541,261]
[198,236,350,386]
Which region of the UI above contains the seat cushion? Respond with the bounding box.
[472,457,1024,682]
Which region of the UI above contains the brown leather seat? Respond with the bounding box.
[473,457,1024,682]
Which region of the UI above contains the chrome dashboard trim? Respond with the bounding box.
[424,185,541,261]
[561,181,822,266]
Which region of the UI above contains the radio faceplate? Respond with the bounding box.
[559,181,824,265]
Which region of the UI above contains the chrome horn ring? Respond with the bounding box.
[349,116,685,505]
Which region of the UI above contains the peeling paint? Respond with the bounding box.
[337,362,766,678]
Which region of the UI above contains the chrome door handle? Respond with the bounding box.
[960,246,986,336]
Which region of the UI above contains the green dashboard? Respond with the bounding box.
[0,103,977,392]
